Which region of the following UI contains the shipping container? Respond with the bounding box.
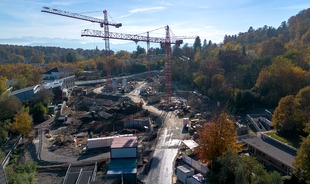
[87,137,114,149]
[177,165,194,184]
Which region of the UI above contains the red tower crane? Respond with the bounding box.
[81,26,195,103]
[41,6,122,87]
[41,7,195,103]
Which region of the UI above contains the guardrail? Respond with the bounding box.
[62,164,71,184]
[75,168,83,184]
[246,114,260,132]
[1,136,21,167]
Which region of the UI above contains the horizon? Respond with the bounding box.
[1,0,310,51]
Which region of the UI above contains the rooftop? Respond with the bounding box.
[111,136,137,149]
[177,165,193,173]
[43,66,76,75]
[182,140,199,150]
[11,85,40,95]
[243,137,295,169]
[107,159,137,174]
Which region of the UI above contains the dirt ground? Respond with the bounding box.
[30,79,211,183]
[36,170,66,184]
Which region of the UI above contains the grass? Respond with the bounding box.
[265,131,303,148]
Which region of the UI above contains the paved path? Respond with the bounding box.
[125,82,185,184]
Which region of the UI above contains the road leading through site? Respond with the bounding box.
[127,82,184,184]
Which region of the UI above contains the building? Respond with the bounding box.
[43,67,76,82]
[242,134,296,175]
[106,159,137,184]
[176,165,195,184]
[11,85,40,101]
[42,75,75,102]
[110,136,137,159]
[107,136,138,184]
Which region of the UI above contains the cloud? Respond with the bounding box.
[119,6,166,18]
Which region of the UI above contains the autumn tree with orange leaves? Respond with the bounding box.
[197,113,241,164]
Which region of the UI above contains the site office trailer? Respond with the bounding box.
[110,137,138,159]
[110,146,137,159]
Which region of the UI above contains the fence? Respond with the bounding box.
[182,153,209,175]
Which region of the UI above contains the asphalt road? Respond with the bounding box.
[126,82,185,184]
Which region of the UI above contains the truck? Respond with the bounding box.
[48,105,55,114]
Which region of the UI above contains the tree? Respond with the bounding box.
[294,135,310,183]
[207,74,232,101]
[256,56,307,105]
[234,90,258,110]
[272,95,303,135]
[34,89,54,107]
[193,36,202,54]
[6,161,37,184]
[197,113,241,164]
[0,95,22,121]
[0,76,8,95]
[30,102,47,124]
[132,45,146,59]
[296,86,310,132]
[10,108,32,137]
[214,149,283,184]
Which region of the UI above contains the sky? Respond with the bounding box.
[0,0,310,51]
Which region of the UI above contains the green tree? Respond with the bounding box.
[30,102,47,124]
[215,150,283,184]
[132,45,146,59]
[234,90,258,110]
[207,74,232,101]
[256,56,306,105]
[295,86,310,134]
[34,89,54,107]
[6,161,37,184]
[272,95,303,135]
[294,135,310,183]
[0,122,8,144]
[0,95,22,121]
[193,36,202,54]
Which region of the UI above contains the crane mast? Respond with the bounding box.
[164,26,172,104]
[42,7,195,103]
[81,26,195,103]
[147,32,150,79]
[41,6,122,88]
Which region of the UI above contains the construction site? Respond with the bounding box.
[22,70,212,184]
[3,6,213,184]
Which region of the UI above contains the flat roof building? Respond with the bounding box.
[243,136,296,175]
[111,136,138,159]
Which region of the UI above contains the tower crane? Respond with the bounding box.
[41,6,122,86]
[41,7,195,103]
[81,26,195,103]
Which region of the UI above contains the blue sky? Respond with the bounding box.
[0,0,310,51]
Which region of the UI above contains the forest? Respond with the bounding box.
[1,7,310,183]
